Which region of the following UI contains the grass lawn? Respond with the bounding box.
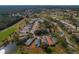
[0,18,27,43]
[0,25,16,43]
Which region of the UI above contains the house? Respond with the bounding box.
[35,37,41,48]
[25,38,34,46]
[46,36,53,46]
[41,36,48,48]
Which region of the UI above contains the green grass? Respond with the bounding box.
[0,18,27,44]
[0,25,16,43]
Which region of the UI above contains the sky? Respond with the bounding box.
[0,0,79,5]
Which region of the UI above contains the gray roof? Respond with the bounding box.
[0,43,16,54]
[76,21,79,27]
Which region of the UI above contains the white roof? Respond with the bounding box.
[0,43,16,54]
[0,47,5,54]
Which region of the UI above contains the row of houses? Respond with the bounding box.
[18,18,58,48]
[24,35,57,48]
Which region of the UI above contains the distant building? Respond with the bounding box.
[76,20,79,31]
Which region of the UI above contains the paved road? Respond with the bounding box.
[51,20,74,46]
[60,20,76,30]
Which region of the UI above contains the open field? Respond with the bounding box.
[0,18,27,43]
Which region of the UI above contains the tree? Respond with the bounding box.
[44,47,52,54]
